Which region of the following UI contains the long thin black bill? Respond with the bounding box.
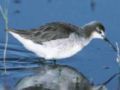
[104,37,117,52]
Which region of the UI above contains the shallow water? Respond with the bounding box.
[0,0,120,90]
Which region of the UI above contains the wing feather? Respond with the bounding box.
[9,22,82,44]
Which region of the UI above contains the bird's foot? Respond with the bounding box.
[53,60,57,65]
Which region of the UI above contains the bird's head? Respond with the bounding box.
[83,21,117,52]
[85,21,105,39]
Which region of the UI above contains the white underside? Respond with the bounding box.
[9,31,91,60]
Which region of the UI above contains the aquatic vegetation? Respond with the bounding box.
[116,42,120,89]
[13,0,21,14]
[90,0,96,12]
[0,0,9,74]
[13,0,21,4]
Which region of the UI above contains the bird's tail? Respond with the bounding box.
[6,28,16,32]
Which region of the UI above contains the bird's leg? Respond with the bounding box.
[50,59,57,65]
[38,58,57,65]
[53,59,57,65]
[38,58,47,65]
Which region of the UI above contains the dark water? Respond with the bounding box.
[0,0,120,90]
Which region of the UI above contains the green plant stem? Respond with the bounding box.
[3,9,8,74]
[116,42,120,90]
[3,32,8,74]
[118,65,120,90]
[0,0,9,74]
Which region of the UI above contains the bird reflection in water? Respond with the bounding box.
[16,64,109,90]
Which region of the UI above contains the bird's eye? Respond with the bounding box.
[96,27,103,34]
[98,30,102,34]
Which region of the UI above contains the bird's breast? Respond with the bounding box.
[42,34,88,59]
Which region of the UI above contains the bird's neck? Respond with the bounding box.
[78,26,96,47]
[83,36,93,47]
[83,26,95,40]
[77,34,93,48]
